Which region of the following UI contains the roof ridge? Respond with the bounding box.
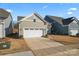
[46,15,64,19]
[32,13,49,24]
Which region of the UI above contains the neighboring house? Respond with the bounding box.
[67,17,79,36]
[0,8,13,38]
[13,16,25,34]
[17,16,25,21]
[44,15,68,35]
[18,13,48,38]
[44,15,79,36]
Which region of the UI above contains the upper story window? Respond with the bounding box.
[33,19,36,22]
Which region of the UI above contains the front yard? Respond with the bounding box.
[48,35,79,44]
[0,35,79,56]
[0,38,31,55]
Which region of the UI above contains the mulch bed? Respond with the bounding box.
[0,38,11,42]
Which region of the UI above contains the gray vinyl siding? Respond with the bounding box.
[69,23,79,30]
[0,23,5,38]
[68,20,79,35]
[0,9,13,38]
[19,14,48,37]
[69,20,79,30]
[4,14,13,35]
[5,21,13,36]
[19,21,47,36]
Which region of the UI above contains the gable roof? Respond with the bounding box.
[62,17,74,25]
[44,15,79,25]
[18,13,48,24]
[33,13,48,24]
[72,17,79,24]
[17,16,25,21]
[44,15,64,25]
[63,17,79,25]
[0,8,10,20]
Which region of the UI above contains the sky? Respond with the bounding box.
[0,3,79,23]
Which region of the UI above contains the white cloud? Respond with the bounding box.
[43,5,48,9]
[68,8,77,11]
[67,11,73,15]
[6,9,12,12]
[67,7,77,15]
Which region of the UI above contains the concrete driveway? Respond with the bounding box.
[25,37,64,55]
[25,37,64,50]
[24,37,79,56]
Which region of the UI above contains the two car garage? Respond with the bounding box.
[23,28,46,38]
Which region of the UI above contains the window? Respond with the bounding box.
[25,28,28,30]
[33,19,36,22]
[40,28,43,30]
[30,28,34,30]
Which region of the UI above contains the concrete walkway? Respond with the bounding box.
[4,51,34,56]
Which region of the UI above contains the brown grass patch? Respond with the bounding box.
[0,38,30,55]
[48,35,79,45]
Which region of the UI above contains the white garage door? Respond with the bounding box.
[23,28,43,38]
[70,30,78,36]
[0,24,5,38]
